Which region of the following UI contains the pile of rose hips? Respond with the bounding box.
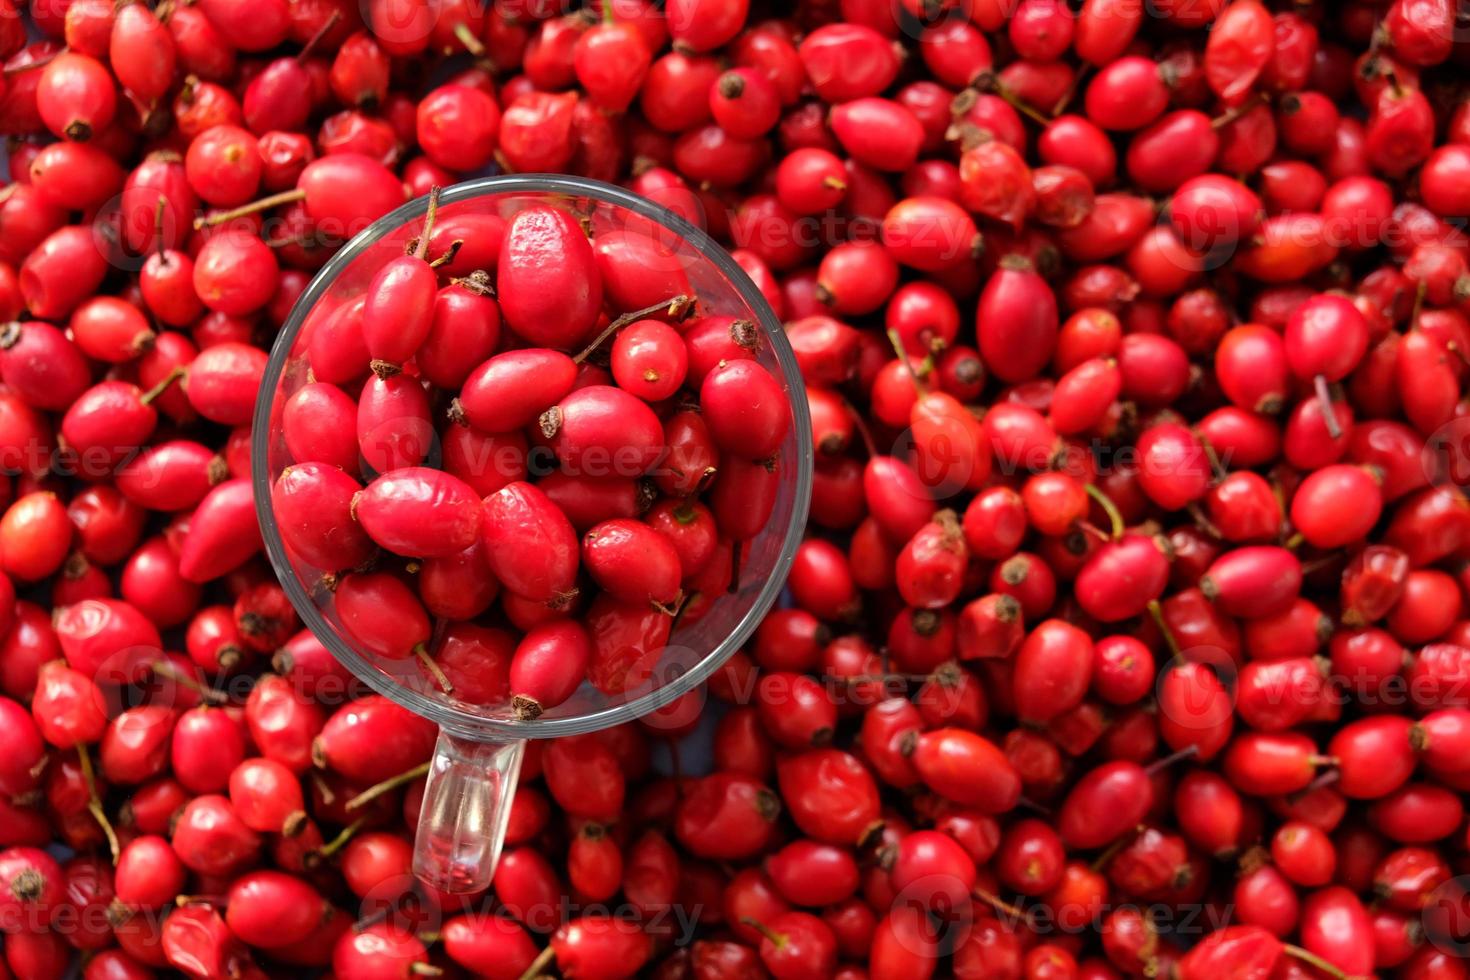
[272,188,793,718]
[4,0,1470,976]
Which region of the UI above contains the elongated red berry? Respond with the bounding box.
[354,467,482,558]
[480,482,579,604]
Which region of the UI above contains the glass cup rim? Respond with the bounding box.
[250,173,813,741]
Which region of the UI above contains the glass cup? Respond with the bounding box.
[252,175,811,894]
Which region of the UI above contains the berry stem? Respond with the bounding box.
[1409,279,1428,329]
[843,396,878,457]
[1302,766,1340,792]
[973,72,1051,125]
[572,294,693,364]
[1088,829,1137,871]
[517,945,557,980]
[344,761,432,812]
[429,239,465,270]
[668,590,699,633]
[139,365,187,407]
[453,21,486,56]
[1210,93,1265,129]
[1196,430,1227,482]
[1282,944,1351,980]
[1016,795,1052,816]
[194,188,308,229]
[1143,743,1198,776]
[1186,503,1222,540]
[153,196,168,260]
[2,51,56,76]
[971,886,1036,927]
[263,230,327,250]
[76,744,121,864]
[412,186,441,261]
[739,917,786,947]
[1084,484,1125,540]
[1147,599,1184,664]
[415,644,454,694]
[1052,63,1089,116]
[1312,374,1341,439]
[148,657,226,704]
[297,9,341,63]
[1076,519,1113,544]
[884,329,929,398]
[314,816,366,859]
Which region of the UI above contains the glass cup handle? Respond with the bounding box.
[412,730,526,894]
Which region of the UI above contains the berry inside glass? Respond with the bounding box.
[253,175,810,893]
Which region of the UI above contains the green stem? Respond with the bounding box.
[1084,484,1125,539]
[76,745,121,863]
[194,188,306,229]
[516,945,556,980]
[452,21,485,56]
[884,329,929,397]
[1282,944,1351,980]
[1148,599,1183,664]
[314,817,366,859]
[344,761,431,811]
[140,366,186,407]
[739,917,785,947]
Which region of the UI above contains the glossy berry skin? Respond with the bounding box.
[913,729,1021,814]
[1290,465,1382,548]
[8,4,1470,978]
[355,468,483,559]
[333,923,435,979]
[416,84,501,172]
[1201,547,1303,619]
[357,373,435,474]
[895,512,967,610]
[1075,535,1168,623]
[460,349,578,434]
[481,482,579,604]
[36,52,116,140]
[582,519,682,606]
[575,22,651,114]
[701,360,791,460]
[610,319,688,403]
[509,622,591,718]
[751,911,838,980]
[978,257,1058,384]
[497,205,603,349]
[224,871,327,949]
[1284,293,1370,383]
[362,254,438,368]
[543,385,665,476]
[273,464,376,571]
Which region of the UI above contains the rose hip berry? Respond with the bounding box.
[3,2,1469,978]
